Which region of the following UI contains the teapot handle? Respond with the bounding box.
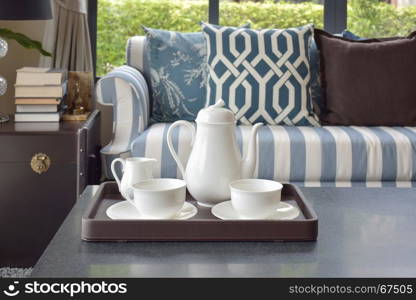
[167,120,195,179]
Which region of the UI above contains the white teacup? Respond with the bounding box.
[229,179,283,219]
[126,178,186,219]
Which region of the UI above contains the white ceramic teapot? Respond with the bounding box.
[167,100,262,207]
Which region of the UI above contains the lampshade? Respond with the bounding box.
[0,0,52,20]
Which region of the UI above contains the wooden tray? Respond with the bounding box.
[81,182,318,242]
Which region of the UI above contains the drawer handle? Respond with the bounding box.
[30,153,51,174]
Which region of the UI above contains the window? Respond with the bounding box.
[96,0,209,76]
[91,0,348,77]
[219,0,324,29]
[347,0,416,38]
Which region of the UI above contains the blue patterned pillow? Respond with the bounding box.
[201,23,318,126]
[342,30,363,40]
[144,28,208,122]
[310,30,362,114]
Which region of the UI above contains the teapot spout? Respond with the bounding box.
[241,123,262,179]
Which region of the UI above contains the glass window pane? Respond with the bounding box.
[219,0,324,29]
[348,0,416,38]
[97,0,208,76]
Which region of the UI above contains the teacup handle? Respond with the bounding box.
[110,158,125,190]
[167,120,195,179]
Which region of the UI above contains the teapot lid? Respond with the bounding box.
[196,100,235,125]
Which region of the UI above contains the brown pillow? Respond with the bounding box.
[314,28,416,126]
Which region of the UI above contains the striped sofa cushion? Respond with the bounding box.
[130,124,416,187]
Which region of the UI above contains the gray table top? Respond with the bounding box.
[32,185,416,278]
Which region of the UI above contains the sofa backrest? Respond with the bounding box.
[126,36,151,81]
[126,36,154,104]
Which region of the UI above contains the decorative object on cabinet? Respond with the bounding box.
[63,71,94,121]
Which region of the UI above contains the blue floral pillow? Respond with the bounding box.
[310,30,363,114]
[145,25,250,122]
[144,27,208,122]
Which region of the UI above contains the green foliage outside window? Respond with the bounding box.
[97,0,322,75]
[97,0,416,76]
[348,0,416,38]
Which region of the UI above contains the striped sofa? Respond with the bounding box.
[96,36,416,187]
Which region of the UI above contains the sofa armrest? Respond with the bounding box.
[96,65,150,179]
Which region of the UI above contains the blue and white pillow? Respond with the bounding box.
[144,27,208,122]
[201,23,318,126]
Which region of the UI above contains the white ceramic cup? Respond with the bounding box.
[229,179,283,219]
[126,178,186,219]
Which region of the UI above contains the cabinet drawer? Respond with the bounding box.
[0,134,77,163]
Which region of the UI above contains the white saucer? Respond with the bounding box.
[106,201,197,220]
[211,201,300,220]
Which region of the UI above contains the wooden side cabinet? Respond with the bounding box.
[0,110,101,267]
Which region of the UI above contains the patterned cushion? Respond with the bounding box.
[201,23,318,126]
[144,28,208,122]
[130,123,416,187]
[342,30,363,40]
[310,30,362,114]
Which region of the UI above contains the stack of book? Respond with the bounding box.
[14,67,67,122]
